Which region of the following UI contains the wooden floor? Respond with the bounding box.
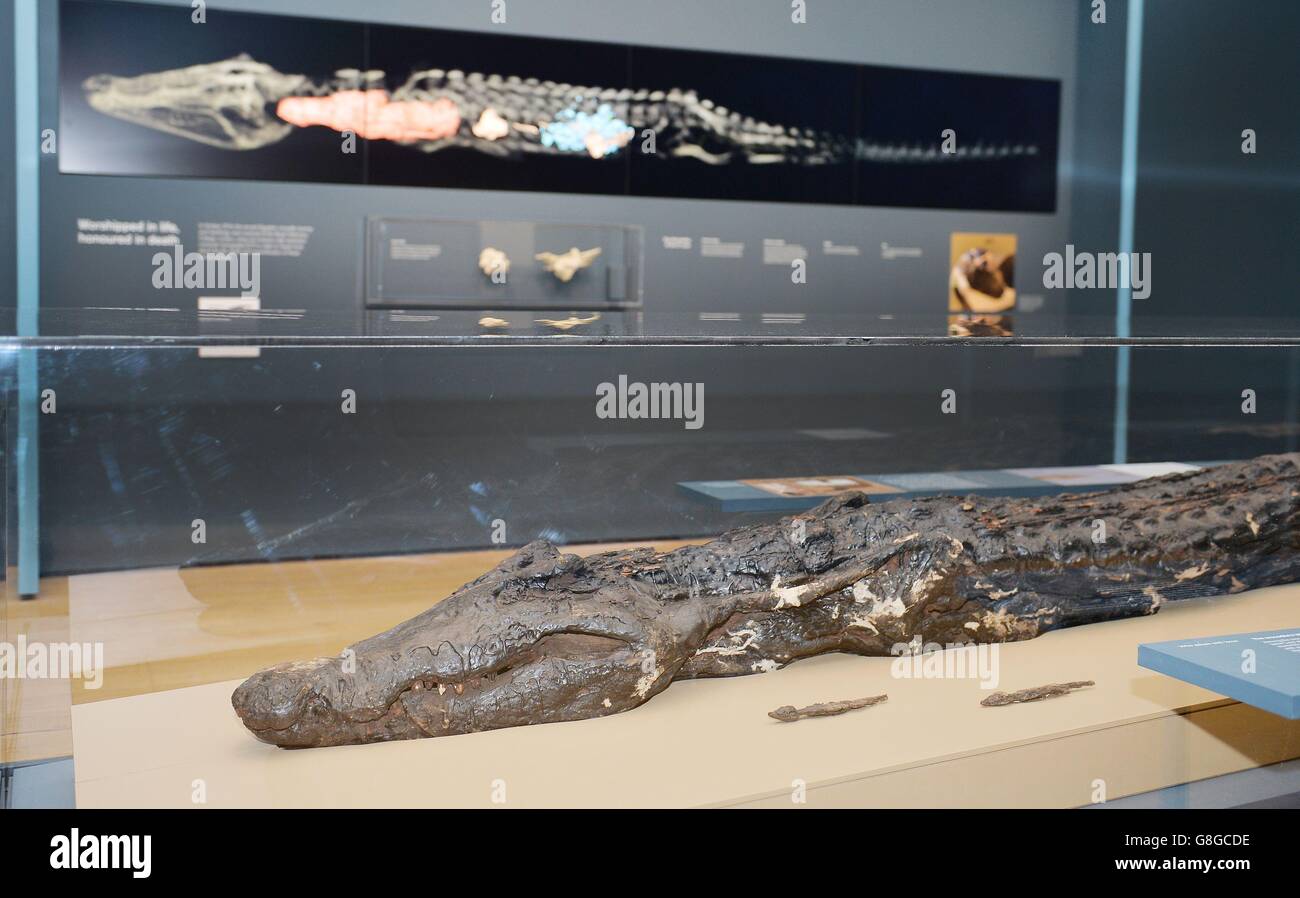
[1,540,699,765]
[2,573,73,763]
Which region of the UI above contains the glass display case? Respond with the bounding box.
[2,310,1300,812]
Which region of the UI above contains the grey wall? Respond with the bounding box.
[1062,0,1300,328]
[1123,0,1300,463]
[1131,0,1300,324]
[32,1,1300,331]
[39,0,1080,336]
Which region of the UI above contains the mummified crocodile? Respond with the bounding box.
[233,453,1300,748]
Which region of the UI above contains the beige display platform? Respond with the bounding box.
[73,585,1300,808]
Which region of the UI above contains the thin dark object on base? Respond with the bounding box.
[769,693,889,722]
[980,680,1095,707]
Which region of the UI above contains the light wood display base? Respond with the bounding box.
[72,585,1300,808]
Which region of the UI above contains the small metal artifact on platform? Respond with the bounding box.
[769,693,889,722]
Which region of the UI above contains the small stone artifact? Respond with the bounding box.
[477,247,510,278]
[769,694,888,722]
[534,313,600,331]
[535,246,601,282]
[980,681,1095,707]
[233,454,1300,748]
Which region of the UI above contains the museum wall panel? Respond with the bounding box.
[38,0,1080,326]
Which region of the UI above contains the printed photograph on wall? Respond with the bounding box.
[59,0,1059,212]
[950,231,1017,312]
[948,231,1017,336]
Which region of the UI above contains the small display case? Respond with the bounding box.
[366,217,643,310]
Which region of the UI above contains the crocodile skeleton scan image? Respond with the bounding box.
[233,454,1300,748]
[82,54,1043,166]
[58,0,1060,209]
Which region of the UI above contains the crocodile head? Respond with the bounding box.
[83,54,307,150]
[231,541,690,748]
